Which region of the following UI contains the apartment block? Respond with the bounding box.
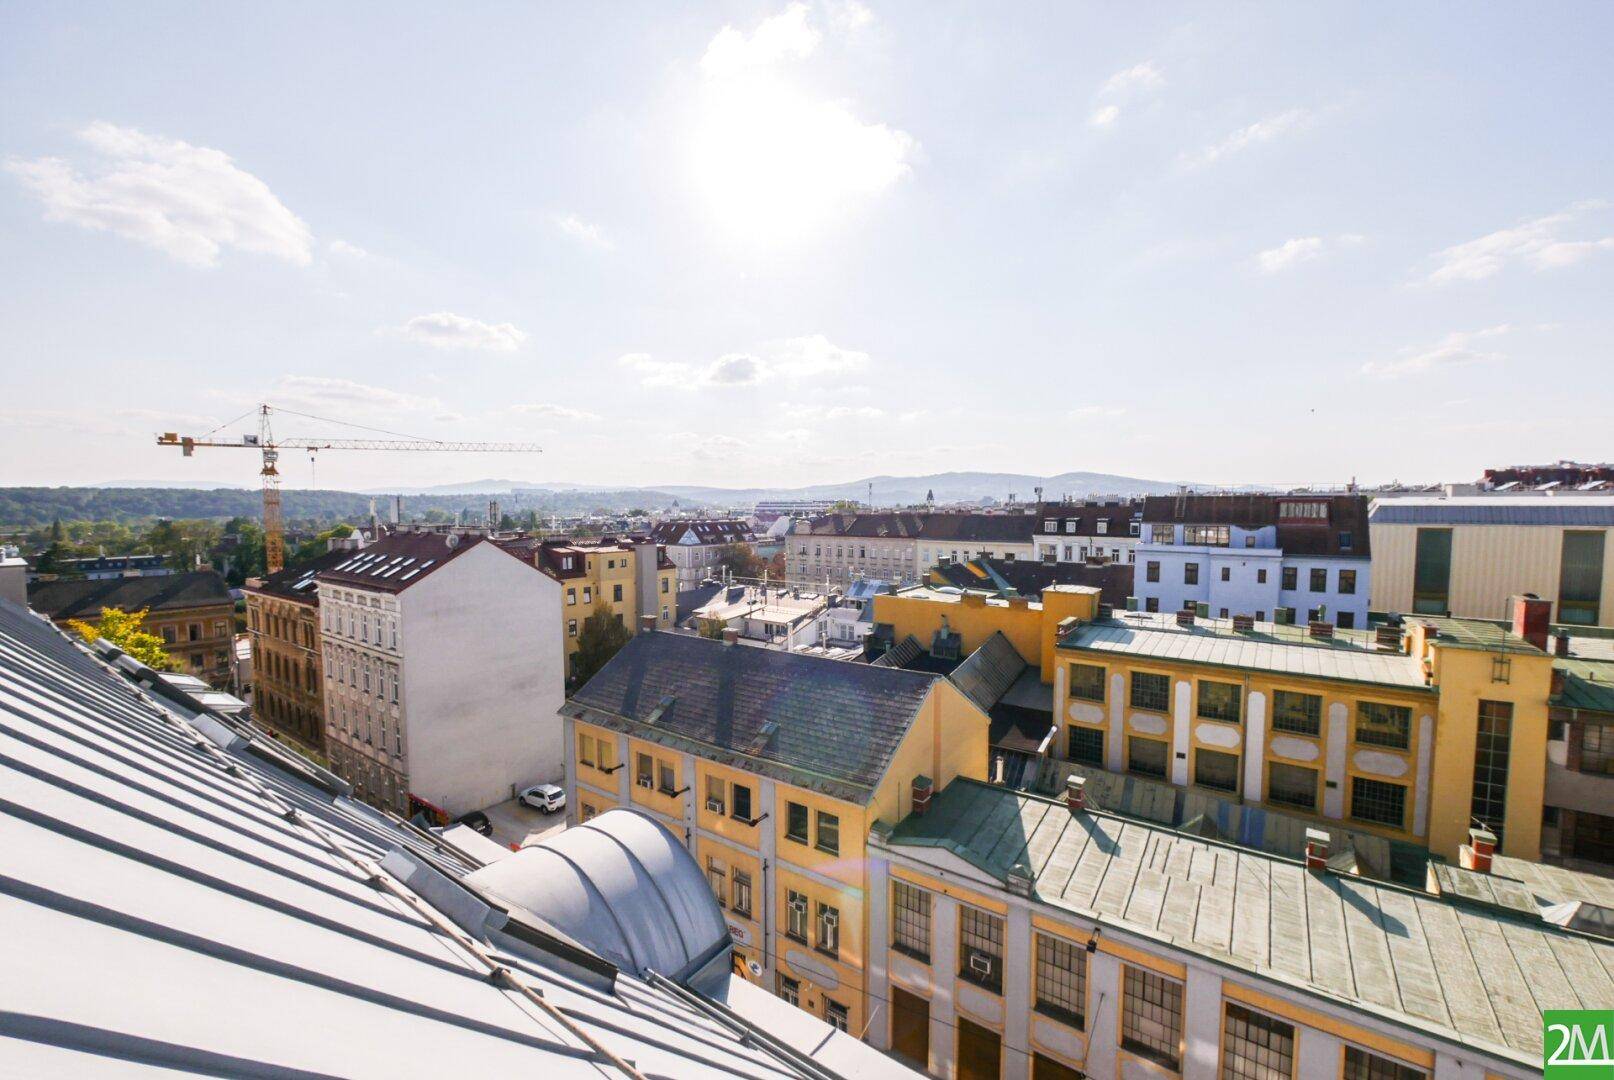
[242,545,356,753]
[790,512,925,585]
[28,569,235,683]
[561,628,992,1037]
[1134,494,1371,628]
[1032,500,1143,565]
[649,519,755,589]
[1369,495,1614,624]
[316,530,565,816]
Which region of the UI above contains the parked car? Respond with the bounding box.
[453,810,492,836]
[518,783,566,814]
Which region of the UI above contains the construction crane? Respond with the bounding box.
[157,404,542,573]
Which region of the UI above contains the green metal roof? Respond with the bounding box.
[1554,657,1614,714]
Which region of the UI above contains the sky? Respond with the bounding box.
[2,3,1611,493]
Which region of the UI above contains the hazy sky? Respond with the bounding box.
[3,3,1611,492]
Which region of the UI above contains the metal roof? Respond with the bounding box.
[0,598,873,1078]
[26,569,232,619]
[1369,496,1614,526]
[1060,613,1433,691]
[887,779,1614,1070]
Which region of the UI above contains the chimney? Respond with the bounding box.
[1175,608,1196,628]
[1065,774,1087,814]
[911,775,933,815]
[1510,594,1551,651]
[639,615,656,635]
[1232,613,1255,633]
[1554,632,1572,657]
[721,628,739,646]
[1304,828,1329,871]
[1552,666,1566,697]
[1461,826,1497,874]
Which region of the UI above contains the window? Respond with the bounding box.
[778,974,800,1007]
[1339,568,1357,595]
[1279,500,1327,520]
[661,577,669,594]
[1222,1002,1294,1079]
[1198,680,1242,723]
[1130,671,1170,712]
[1355,701,1411,750]
[1220,566,1231,582]
[785,890,809,942]
[1472,700,1513,841]
[1337,611,1355,629]
[705,775,725,813]
[731,869,752,917]
[815,902,840,956]
[1560,531,1606,625]
[613,584,623,603]
[1184,525,1230,546]
[1121,967,1183,1071]
[824,1000,849,1033]
[1582,722,1614,776]
[1068,725,1106,767]
[657,760,677,795]
[635,752,653,788]
[1309,567,1327,593]
[579,733,596,768]
[1256,567,1267,584]
[1412,528,1453,615]
[1280,566,1297,591]
[1034,934,1087,1028]
[1069,663,1106,702]
[1129,737,1168,779]
[958,906,1004,993]
[582,587,592,605]
[567,619,577,637]
[786,801,809,844]
[892,880,931,960]
[731,782,753,822]
[1268,762,1318,810]
[1145,597,1159,613]
[1146,560,1160,583]
[1184,562,1200,585]
[1195,749,1239,793]
[1344,1047,1427,1080]
[707,858,726,905]
[815,810,840,855]
[567,588,576,606]
[1351,776,1407,828]
[1271,690,1321,736]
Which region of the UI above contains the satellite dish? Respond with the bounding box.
[747,959,762,978]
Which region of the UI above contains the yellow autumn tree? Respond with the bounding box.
[67,607,177,671]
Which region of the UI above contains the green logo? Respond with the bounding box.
[1545,1011,1614,1078]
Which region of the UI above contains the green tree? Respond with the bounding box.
[571,603,633,686]
[715,542,765,579]
[67,607,176,670]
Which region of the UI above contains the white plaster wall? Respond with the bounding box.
[401,541,565,815]
[928,895,959,1078]
[1181,963,1223,1079]
[1324,702,1348,819]
[1171,680,1192,786]
[1002,903,1033,1080]
[1083,950,1122,1078]
[1413,714,1434,838]
[1108,675,1126,771]
[1295,1028,1343,1079]
[1244,691,1267,803]
[865,854,893,1051]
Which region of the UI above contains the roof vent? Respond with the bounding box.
[1304,828,1329,872]
[1308,621,1334,641]
[1232,614,1255,633]
[1376,625,1405,652]
[1175,609,1195,628]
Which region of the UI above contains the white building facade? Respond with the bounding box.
[1031,501,1143,565]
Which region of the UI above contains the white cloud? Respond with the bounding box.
[1361,325,1509,378]
[701,3,820,76]
[1183,108,1311,168]
[693,4,916,242]
[1257,236,1324,273]
[788,403,886,422]
[1089,105,1121,128]
[1070,405,1127,418]
[397,312,527,352]
[509,403,602,422]
[825,0,874,33]
[766,334,870,379]
[1425,205,1614,283]
[269,375,445,414]
[6,122,312,267]
[327,239,369,259]
[554,213,611,250]
[707,353,766,385]
[1101,62,1163,97]
[620,335,868,390]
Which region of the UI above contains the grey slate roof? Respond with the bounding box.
[887,778,1614,1069]
[568,631,944,803]
[242,545,355,604]
[27,569,232,619]
[1061,612,1433,692]
[1369,495,1614,526]
[0,599,867,1078]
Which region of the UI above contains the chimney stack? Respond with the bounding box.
[911,775,933,815]
[721,628,739,646]
[1304,828,1330,871]
[1510,594,1551,652]
[640,615,656,635]
[1461,826,1497,874]
[1065,774,1087,814]
[1554,632,1572,657]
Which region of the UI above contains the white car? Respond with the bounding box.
[519,783,566,814]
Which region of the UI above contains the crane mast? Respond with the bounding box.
[156,404,542,574]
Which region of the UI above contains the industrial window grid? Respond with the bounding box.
[1355,701,1412,750]
[1033,933,1087,1029]
[1198,680,1242,723]
[1121,966,1183,1071]
[1271,690,1322,736]
[1131,671,1171,713]
[1351,776,1407,828]
[1267,762,1319,811]
[778,974,800,1007]
[1068,725,1106,767]
[1471,700,1513,841]
[1194,749,1240,793]
[1221,1001,1295,1079]
[824,1000,849,1033]
[1583,722,1614,776]
[958,906,1004,994]
[1069,663,1106,702]
[1343,1047,1427,1080]
[1129,737,1169,779]
[892,880,931,961]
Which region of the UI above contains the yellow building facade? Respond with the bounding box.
[517,537,677,678]
[562,630,991,1038]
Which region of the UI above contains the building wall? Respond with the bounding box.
[244,590,324,752]
[1032,533,1138,565]
[319,585,407,813]
[402,542,565,815]
[790,535,918,587]
[871,586,1102,681]
[1370,521,1614,623]
[143,602,234,684]
[1134,546,1370,627]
